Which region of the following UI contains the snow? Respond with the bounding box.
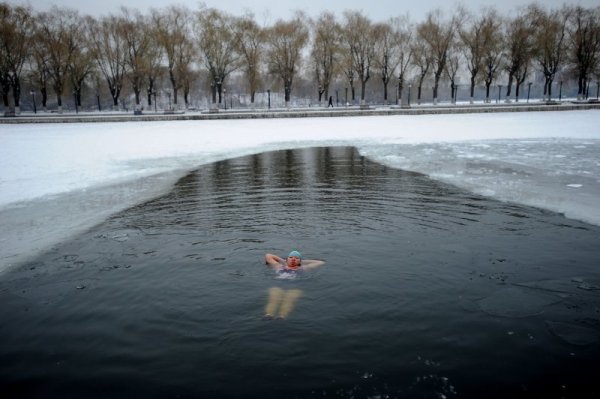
[1,110,599,272]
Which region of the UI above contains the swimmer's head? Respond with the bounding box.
[287,250,302,268]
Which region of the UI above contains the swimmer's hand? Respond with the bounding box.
[265,253,285,267]
[301,259,325,270]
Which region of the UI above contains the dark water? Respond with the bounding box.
[1,147,600,398]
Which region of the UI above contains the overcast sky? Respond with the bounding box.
[7,0,598,22]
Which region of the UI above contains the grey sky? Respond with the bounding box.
[8,0,598,22]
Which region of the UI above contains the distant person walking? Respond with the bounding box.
[328,96,333,107]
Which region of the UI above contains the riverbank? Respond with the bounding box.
[2,100,600,123]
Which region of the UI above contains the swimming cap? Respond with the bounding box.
[288,250,302,259]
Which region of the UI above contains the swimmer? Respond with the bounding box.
[263,251,325,319]
[264,250,325,271]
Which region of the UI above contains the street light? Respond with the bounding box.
[527,82,532,103]
[96,93,101,112]
[167,91,171,110]
[408,84,412,107]
[224,88,227,110]
[30,90,36,114]
[336,89,339,106]
[345,87,348,106]
[267,89,271,110]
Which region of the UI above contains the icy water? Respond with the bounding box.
[1,147,600,398]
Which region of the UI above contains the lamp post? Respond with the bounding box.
[345,87,348,106]
[96,93,101,111]
[596,81,599,100]
[336,89,339,106]
[527,82,532,103]
[224,88,227,110]
[167,91,171,110]
[408,84,412,107]
[30,90,36,114]
[267,89,271,110]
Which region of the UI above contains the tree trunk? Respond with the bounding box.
[41,87,47,109]
[506,74,514,98]
[577,74,585,99]
[134,88,141,106]
[383,77,389,105]
[12,78,21,107]
[470,76,476,104]
[433,74,441,105]
[398,80,403,105]
[147,78,155,106]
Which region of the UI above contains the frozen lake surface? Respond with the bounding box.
[1,111,600,271]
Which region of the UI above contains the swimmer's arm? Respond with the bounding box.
[301,259,325,270]
[265,253,285,267]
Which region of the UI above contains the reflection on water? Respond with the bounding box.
[1,147,600,398]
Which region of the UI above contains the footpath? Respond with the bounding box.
[1,101,600,124]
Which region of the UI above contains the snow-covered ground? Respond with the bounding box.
[1,110,599,272]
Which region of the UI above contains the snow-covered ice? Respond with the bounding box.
[1,110,599,272]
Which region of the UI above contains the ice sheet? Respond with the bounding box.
[1,111,599,272]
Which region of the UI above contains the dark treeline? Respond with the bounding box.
[1,2,599,113]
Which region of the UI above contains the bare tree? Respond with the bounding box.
[233,12,265,105]
[567,6,600,100]
[480,9,504,102]
[119,7,153,107]
[142,20,163,108]
[411,35,432,104]
[418,9,458,104]
[530,5,570,101]
[373,21,401,105]
[341,49,356,103]
[445,46,461,104]
[29,37,50,110]
[0,3,33,112]
[392,15,413,105]
[343,10,376,106]
[87,15,129,109]
[459,9,486,103]
[36,7,80,112]
[266,13,309,106]
[310,11,341,104]
[195,8,240,107]
[504,10,535,101]
[153,5,194,107]
[67,14,93,108]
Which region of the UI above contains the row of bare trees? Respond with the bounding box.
[2,2,600,113]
